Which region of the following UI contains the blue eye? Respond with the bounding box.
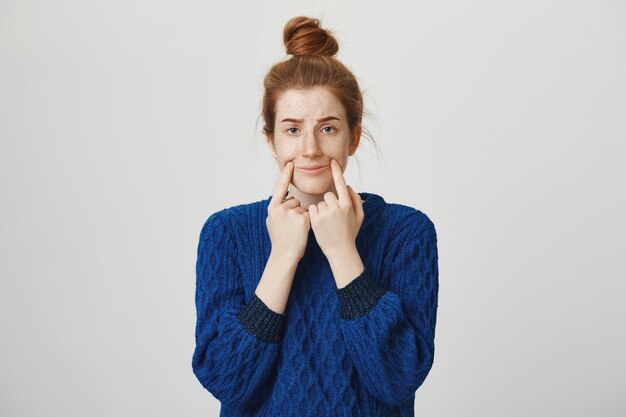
[286,126,336,136]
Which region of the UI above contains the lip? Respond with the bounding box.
[298,164,329,174]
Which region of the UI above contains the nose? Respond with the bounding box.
[301,132,322,158]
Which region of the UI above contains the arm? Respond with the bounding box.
[191,213,287,410]
[333,212,439,406]
[255,251,299,315]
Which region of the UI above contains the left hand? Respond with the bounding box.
[308,159,365,260]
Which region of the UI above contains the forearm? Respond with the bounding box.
[327,245,365,289]
[255,252,299,314]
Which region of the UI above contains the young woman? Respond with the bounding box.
[192,16,439,417]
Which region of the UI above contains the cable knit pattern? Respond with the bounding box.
[192,192,439,417]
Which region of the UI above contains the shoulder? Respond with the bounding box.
[199,195,271,236]
[383,201,437,238]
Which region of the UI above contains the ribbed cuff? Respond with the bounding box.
[335,268,386,320]
[236,292,286,344]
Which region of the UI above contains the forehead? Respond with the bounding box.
[275,87,345,119]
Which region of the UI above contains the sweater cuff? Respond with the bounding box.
[236,292,286,344]
[335,268,387,320]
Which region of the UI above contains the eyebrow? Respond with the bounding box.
[280,116,340,123]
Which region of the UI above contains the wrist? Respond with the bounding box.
[326,245,365,289]
[326,244,359,264]
[269,250,301,268]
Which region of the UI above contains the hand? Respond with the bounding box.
[308,159,365,260]
[266,161,311,262]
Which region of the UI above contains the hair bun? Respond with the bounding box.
[283,16,339,57]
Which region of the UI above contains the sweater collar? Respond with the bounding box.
[358,191,386,218]
[263,191,386,218]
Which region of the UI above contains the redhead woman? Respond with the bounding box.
[192,16,439,417]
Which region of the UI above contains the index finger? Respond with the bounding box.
[330,159,350,203]
[270,161,294,207]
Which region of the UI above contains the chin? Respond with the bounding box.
[293,178,332,195]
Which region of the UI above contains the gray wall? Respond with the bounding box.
[1,1,624,416]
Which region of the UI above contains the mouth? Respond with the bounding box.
[297,164,329,175]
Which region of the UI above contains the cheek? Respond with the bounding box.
[326,138,349,154]
[327,145,349,161]
[274,140,298,156]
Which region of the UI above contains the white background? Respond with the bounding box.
[1,1,625,416]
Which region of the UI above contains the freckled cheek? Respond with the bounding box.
[325,144,348,162]
[276,144,300,161]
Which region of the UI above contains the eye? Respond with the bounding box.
[322,126,336,134]
[287,127,299,135]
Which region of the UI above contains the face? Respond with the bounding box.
[267,86,361,195]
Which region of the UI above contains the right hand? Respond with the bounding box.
[266,161,310,262]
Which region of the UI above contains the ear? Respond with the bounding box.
[348,124,362,156]
[265,134,278,159]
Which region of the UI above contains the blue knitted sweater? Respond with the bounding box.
[192,191,439,417]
